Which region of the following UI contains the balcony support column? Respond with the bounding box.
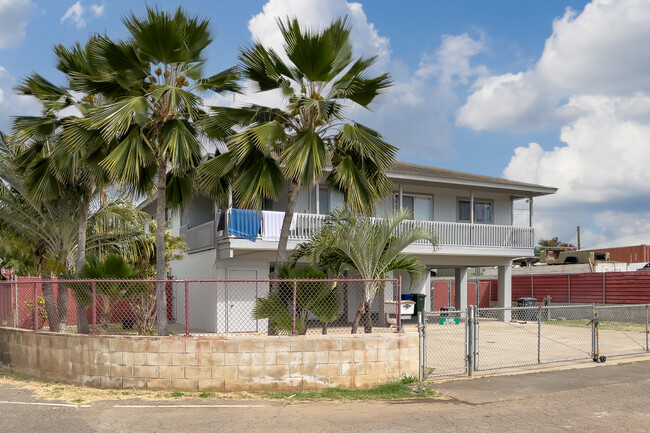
[399,184,403,210]
[470,191,475,224]
[454,267,468,316]
[498,262,512,322]
[528,197,533,227]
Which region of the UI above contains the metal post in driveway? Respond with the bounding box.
[538,305,542,364]
[645,304,650,352]
[467,305,475,377]
[418,311,425,380]
[396,276,402,333]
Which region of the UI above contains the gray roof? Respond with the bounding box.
[387,161,557,198]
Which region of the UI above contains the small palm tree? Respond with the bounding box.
[291,208,436,333]
[65,6,239,335]
[252,266,339,335]
[198,17,396,283]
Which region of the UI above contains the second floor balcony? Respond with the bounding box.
[180,210,536,257]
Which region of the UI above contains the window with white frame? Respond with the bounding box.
[394,193,432,221]
[458,198,493,223]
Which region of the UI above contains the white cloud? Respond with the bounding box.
[61,1,104,28]
[248,0,390,65]
[0,66,41,132]
[61,1,85,28]
[90,4,104,17]
[244,1,487,163]
[0,0,31,48]
[458,0,650,132]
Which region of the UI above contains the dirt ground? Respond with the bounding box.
[1,357,650,432]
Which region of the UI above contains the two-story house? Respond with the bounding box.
[147,161,556,332]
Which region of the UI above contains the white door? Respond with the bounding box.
[226,270,267,333]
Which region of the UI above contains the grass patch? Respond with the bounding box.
[0,367,437,403]
[545,320,647,333]
[260,377,436,401]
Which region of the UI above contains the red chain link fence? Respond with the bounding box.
[0,277,403,336]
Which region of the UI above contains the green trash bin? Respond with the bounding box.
[401,293,427,316]
[414,293,427,315]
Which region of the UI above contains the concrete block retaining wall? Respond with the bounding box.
[0,328,418,392]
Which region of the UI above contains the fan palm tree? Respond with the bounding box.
[0,133,148,331]
[64,7,239,335]
[290,207,436,333]
[11,49,115,333]
[198,17,396,283]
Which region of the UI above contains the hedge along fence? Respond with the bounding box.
[0,327,419,392]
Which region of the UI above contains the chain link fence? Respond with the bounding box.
[420,303,650,379]
[0,278,402,336]
[420,309,468,377]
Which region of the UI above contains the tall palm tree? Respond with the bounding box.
[290,207,436,333]
[65,7,239,335]
[12,49,113,332]
[198,17,396,283]
[0,135,147,331]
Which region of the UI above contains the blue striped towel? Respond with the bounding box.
[228,209,262,241]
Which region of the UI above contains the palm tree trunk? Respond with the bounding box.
[41,274,57,331]
[272,180,301,281]
[155,154,169,336]
[269,181,300,336]
[351,298,366,334]
[56,275,69,333]
[75,185,92,334]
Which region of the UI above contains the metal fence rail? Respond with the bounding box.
[0,278,402,336]
[419,303,650,379]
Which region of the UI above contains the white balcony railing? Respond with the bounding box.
[218,210,534,250]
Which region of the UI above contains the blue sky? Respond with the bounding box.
[2,0,650,251]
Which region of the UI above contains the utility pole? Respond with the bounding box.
[577,225,581,250]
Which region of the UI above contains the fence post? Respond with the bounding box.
[91,281,97,335]
[14,277,18,328]
[467,305,475,377]
[646,305,648,353]
[645,304,650,352]
[33,281,38,332]
[291,280,297,336]
[538,305,542,364]
[396,276,402,334]
[185,281,190,337]
[418,311,425,380]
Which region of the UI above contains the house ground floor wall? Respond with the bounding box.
[169,250,518,332]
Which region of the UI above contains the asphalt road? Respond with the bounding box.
[2,360,650,432]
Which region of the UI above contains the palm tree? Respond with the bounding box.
[0,133,147,331]
[65,7,239,335]
[290,207,436,333]
[198,17,396,283]
[12,53,113,333]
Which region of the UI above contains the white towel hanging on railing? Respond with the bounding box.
[261,211,297,241]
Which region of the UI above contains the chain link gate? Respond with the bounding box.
[419,303,650,379]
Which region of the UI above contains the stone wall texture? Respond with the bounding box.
[0,328,418,392]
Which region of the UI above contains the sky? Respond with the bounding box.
[1,0,649,251]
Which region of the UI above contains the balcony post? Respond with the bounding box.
[470,191,474,224]
[454,267,468,317]
[398,184,403,210]
[498,262,512,322]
